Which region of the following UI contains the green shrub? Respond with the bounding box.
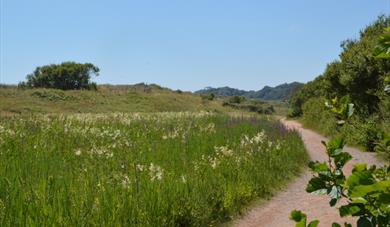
[359,120,380,152]
[290,96,390,227]
[229,96,245,104]
[20,62,99,90]
[301,97,337,135]
[375,131,390,159]
[201,93,215,101]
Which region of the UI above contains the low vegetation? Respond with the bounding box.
[0,84,229,114]
[222,97,276,115]
[0,112,307,226]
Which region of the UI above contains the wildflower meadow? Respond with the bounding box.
[0,112,307,226]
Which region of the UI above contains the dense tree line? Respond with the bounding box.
[19,62,99,90]
[289,16,390,153]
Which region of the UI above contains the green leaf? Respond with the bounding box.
[352,164,367,172]
[327,137,346,157]
[306,177,327,193]
[290,210,306,227]
[308,220,319,227]
[350,180,390,197]
[346,164,375,190]
[308,161,329,174]
[350,197,367,204]
[329,198,338,207]
[332,223,341,227]
[333,152,352,168]
[339,204,361,217]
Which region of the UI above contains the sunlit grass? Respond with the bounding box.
[0,112,307,226]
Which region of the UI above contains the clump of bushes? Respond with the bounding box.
[18,62,99,90]
[222,98,275,115]
[201,93,215,101]
[228,95,246,104]
[288,17,390,156]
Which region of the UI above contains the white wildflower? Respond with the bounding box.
[215,145,233,157]
[181,175,187,183]
[122,175,131,189]
[136,164,145,172]
[149,163,163,181]
[209,157,219,169]
[275,141,281,150]
[253,130,266,144]
[75,149,82,156]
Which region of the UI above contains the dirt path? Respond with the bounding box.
[233,119,385,227]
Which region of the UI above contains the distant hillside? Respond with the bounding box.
[0,83,229,114]
[195,82,304,101]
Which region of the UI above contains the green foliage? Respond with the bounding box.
[293,16,390,116]
[373,27,390,59]
[0,113,307,226]
[201,93,215,101]
[290,210,319,227]
[290,16,390,154]
[375,131,390,159]
[301,97,337,134]
[325,96,354,126]
[359,120,381,152]
[229,95,246,104]
[289,77,326,117]
[31,89,77,101]
[291,97,390,227]
[221,99,276,115]
[19,62,100,90]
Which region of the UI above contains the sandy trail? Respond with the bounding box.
[233,119,385,227]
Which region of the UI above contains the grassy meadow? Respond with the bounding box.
[0,112,307,226]
[0,84,229,114]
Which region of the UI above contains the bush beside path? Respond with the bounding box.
[233,119,385,227]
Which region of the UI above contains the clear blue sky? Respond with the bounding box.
[0,0,389,91]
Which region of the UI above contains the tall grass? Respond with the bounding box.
[0,112,307,226]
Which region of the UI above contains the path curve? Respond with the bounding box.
[233,119,385,227]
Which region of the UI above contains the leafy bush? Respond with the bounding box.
[229,96,246,104]
[301,97,337,135]
[289,17,390,153]
[19,62,99,90]
[201,93,215,101]
[290,96,390,227]
[375,131,390,159]
[359,120,380,152]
